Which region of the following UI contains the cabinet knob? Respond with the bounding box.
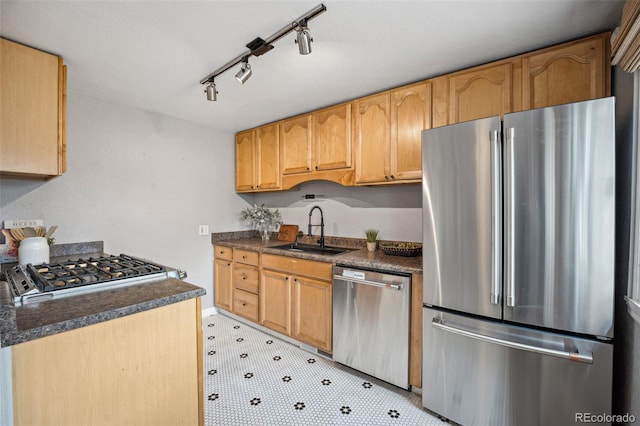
[385,175,389,180]
[242,255,247,259]
[306,167,310,171]
[390,175,395,179]
[257,185,261,189]
[227,263,231,266]
[315,166,318,170]
[242,302,247,306]
[242,275,247,280]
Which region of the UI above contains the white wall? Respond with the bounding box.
[249,180,423,242]
[0,92,249,309]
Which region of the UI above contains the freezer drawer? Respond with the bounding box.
[422,308,613,426]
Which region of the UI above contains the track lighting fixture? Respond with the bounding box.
[205,81,218,101]
[200,3,327,101]
[235,58,252,84]
[295,19,313,55]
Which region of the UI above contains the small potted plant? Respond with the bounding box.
[365,229,379,252]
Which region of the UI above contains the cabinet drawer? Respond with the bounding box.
[261,254,332,281]
[234,249,259,266]
[234,264,259,294]
[233,289,259,323]
[214,245,233,261]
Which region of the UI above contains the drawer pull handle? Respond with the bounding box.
[242,303,247,306]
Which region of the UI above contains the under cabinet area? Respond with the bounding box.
[235,32,610,192]
[1,38,67,179]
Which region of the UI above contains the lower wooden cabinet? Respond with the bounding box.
[291,275,332,352]
[233,288,259,323]
[213,246,233,311]
[260,254,333,352]
[260,268,291,335]
[12,299,203,426]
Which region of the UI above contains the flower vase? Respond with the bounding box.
[261,226,270,242]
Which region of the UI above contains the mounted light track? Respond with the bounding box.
[200,3,327,100]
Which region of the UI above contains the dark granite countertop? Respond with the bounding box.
[0,242,206,347]
[211,233,423,275]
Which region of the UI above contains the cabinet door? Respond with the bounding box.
[448,63,513,124]
[390,82,431,181]
[256,123,280,190]
[313,103,352,171]
[522,34,609,110]
[260,269,291,335]
[1,39,65,177]
[280,115,312,175]
[214,258,233,311]
[354,92,391,184]
[291,276,332,352]
[235,130,256,192]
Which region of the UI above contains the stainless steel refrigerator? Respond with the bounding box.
[421,97,615,426]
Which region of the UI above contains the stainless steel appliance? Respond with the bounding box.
[5,254,186,305]
[421,97,615,425]
[333,265,411,389]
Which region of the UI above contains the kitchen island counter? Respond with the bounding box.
[0,277,204,347]
[0,241,205,347]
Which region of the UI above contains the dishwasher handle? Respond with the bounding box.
[333,275,404,291]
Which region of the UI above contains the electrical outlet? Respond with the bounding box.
[198,225,209,236]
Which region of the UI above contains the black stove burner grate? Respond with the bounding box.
[26,254,167,292]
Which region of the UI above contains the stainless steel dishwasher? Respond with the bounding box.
[332,264,411,389]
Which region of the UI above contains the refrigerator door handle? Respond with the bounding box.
[490,129,501,305]
[505,127,516,308]
[431,317,593,364]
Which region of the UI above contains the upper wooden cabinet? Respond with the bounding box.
[521,33,610,110]
[354,92,392,184]
[390,82,431,181]
[1,38,67,179]
[280,102,355,190]
[280,114,312,175]
[313,102,352,171]
[236,32,610,191]
[432,61,516,127]
[235,123,280,192]
[355,82,431,185]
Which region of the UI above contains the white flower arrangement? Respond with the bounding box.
[240,204,283,230]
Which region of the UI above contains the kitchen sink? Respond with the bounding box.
[271,243,356,256]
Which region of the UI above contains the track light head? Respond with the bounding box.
[205,81,218,101]
[235,58,252,84]
[295,20,313,55]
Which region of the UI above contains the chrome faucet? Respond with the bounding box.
[308,205,325,248]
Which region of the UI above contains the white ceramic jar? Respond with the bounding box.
[19,237,50,266]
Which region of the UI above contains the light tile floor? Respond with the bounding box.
[203,313,445,426]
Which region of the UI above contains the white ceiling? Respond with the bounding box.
[0,1,624,133]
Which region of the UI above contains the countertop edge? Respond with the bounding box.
[213,238,423,275]
[1,280,206,347]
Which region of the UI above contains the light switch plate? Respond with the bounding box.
[198,225,209,236]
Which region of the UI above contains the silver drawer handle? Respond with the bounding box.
[333,275,404,290]
[431,318,593,364]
